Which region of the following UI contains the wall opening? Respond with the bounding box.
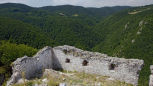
[109,64,115,70]
[65,58,70,63]
[82,60,88,66]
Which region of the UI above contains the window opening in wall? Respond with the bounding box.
[82,60,88,66]
[137,70,140,74]
[109,64,115,70]
[65,58,70,63]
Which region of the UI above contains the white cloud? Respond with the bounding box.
[0,0,153,7]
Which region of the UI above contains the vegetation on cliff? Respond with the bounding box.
[92,5,153,86]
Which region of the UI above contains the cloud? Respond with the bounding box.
[0,0,153,7]
[50,0,153,7]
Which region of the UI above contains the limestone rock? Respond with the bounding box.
[95,82,101,86]
[149,74,153,86]
[42,78,48,83]
[139,20,143,26]
[106,77,115,81]
[6,72,20,86]
[17,78,29,84]
[137,31,141,34]
[59,83,67,86]
[150,65,153,74]
[34,82,47,86]
[63,78,66,81]
[149,65,153,86]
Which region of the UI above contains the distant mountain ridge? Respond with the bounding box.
[39,5,131,17]
[0,3,35,11]
[0,3,131,17]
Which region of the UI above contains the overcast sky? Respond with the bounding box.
[0,0,153,8]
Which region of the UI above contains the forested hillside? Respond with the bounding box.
[39,5,130,20]
[0,17,57,48]
[92,5,153,86]
[0,3,130,50]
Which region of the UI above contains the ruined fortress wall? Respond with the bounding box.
[7,45,144,86]
[13,46,53,79]
[6,46,53,86]
[53,45,144,86]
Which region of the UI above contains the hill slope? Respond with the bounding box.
[0,16,57,48]
[0,3,130,50]
[39,5,131,19]
[92,5,153,86]
[0,3,100,49]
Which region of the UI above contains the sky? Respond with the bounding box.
[0,0,153,8]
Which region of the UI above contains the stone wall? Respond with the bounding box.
[7,45,144,86]
[6,46,53,86]
[53,45,144,86]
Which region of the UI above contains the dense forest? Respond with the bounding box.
[0,3,153,85]
[0,3,130,50]
[92,5,153,86]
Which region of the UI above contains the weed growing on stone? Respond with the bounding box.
[12,83,25,86]
[47,71,59,86]
[21,71,26,86]
[26,81,34,86]
[35,78,41,84]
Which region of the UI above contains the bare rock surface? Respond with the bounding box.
[59,83,67,86]
[149,74,153,86]
[149,65,153,86]
[17,78,29,84]
[106,77,115,81]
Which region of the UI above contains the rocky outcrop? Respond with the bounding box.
[149,65,153,86]
[7,45,144,86]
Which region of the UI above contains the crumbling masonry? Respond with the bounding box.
[7,45,144,86]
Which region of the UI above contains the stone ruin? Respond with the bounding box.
[6,45,144,86]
